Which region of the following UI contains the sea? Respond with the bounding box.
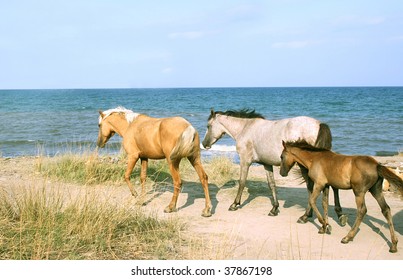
[0,87,402,162]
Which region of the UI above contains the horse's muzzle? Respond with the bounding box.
[203,144,211,150]
[96,139,106,148]
[201,139,211,149]
[279,167,289,177]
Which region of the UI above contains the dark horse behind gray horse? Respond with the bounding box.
[202,109,347,226]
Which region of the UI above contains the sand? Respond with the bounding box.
[1,155,403,260]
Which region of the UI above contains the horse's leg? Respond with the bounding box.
[309,184,327,233]
[264,165,279,216]
[229,158,251,211]
[140,158,148,195]
[319,186,332,234]
[164,159,182,213]
[298,165,314,224]
[125,154,140,197]
[341,191,367,244]
[188,155,212,217]
[332,187,348,226]
[135,158,148,205]
[369,178,398,253]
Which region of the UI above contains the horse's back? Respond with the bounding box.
[160,116,191,133]
[250,117,321,165]
[352,155,379,177]
[315,153,379,189]
[124,115,194,159]
[282,116,321,144]
[256,116,320,143]
[132,115,190,136]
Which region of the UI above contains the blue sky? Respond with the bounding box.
[1,0,403,89]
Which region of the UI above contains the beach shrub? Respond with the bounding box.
[204,156,236,186]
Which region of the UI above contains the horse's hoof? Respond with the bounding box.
[201,210,212,218]
[297,216,308,224]
[341,236,352,244]
[268,209,279,216]
[228,204,240,211]
[339,215,348,227]
[318,224,332,234]
[164,206,177,213]
[389,246,398,253]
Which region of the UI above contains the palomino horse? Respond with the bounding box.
[280,140,403,253]
[202,109,346,225]
[97,107,212,217]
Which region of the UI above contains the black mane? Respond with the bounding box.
[212,108,265,120]
[285,140,330,152]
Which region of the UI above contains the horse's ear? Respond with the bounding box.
[282,140,286,149]
[210,108,215,116]
[99,110,105,118]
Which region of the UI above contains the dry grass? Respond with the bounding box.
[0,183,187,260]
[0,152,238,260]
[203,156,236,187]
[36,152,236,188]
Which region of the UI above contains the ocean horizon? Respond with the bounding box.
[0,87,402,160]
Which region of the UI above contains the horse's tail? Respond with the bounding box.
[377,165,403,196]
[170,125,198,161]
[314,123,332,150]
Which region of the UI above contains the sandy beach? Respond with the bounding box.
[1,155,402,260]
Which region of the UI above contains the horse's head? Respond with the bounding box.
[96,107,137,148]
[97,111,116,148]
[202,109,226,149]
[279,141,296,177]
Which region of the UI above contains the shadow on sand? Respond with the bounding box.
[219,178,402,248]
[132,167,220,215]
[130,164,402,249]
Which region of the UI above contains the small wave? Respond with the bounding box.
[0,140,42,145]
[200,144,236,152]
[375,151,399,157]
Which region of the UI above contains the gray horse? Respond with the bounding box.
[202,109,347,225]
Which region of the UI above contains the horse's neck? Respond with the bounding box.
[108,115,131,136]
[217,115,256,140]
[292,149,315,169]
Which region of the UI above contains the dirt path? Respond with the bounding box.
[1,156,403,260]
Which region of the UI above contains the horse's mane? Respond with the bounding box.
[285,140,331,185]
[100,106,139,123]
[212,108,265,120]
[285,140,330,152]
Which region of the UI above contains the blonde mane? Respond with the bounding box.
[99,106,139,124]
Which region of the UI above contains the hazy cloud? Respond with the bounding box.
[271,40,322,49]
[332,15,385,27]
[162,67,173,74]
[168,31,205,40]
